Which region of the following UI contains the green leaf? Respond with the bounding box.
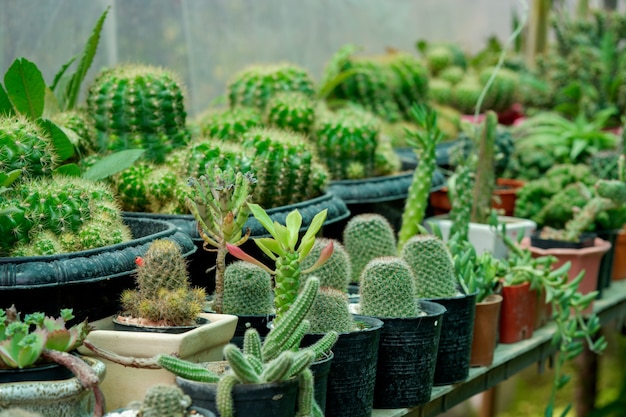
[0,85,15,116]
[42,87,61,119]
[248,203,276,236]
[0,169,21,187]
[50,55,77,93]
[54,163,81,177]
[37,119,74,162]
[4,58,45,119]
[81,149,145,181]
[254,238,280,261]
[299,209,328,248]
[285,209,303,250]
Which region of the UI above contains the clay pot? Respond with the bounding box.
[499,281,536,344]
[470,294,503,367]
[611,227,626,281]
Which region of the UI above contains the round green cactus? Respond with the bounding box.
[300,238,352,292]
[227,63,316,110]
[479,67,519,113]
[223,261,274,316]
[438,66,465,86]
[182,139,254,180]
[359,256,421,318]
[306,287,356,333]
[111,162,153,212]
[198,106,263,142]
[139,384,192,417]
[451,76,484,115]
[401,234,459,299]
[86,64,190,163]
[342,213,398,284]
[265,91,315,134]
[385,52,430,119]
[428,78,454,105]
[425,45,455,75]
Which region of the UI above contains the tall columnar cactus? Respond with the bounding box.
[359,256,421,318]
[198,106,263,142]
[300,238,352,292]
[397,104,444,250]
[227,63,316,110]
[313,107,380,180]
[470,111,498,224]
[447,163,474,242]
[305,287,356,334]
[120,239,205,326]
[265,91,316,135]
[223,261,274,316]
[86,64,190,163]
[243,127,329,207]
[139,384,192,417]
[185,168,256,314]
[342,213,398,284]
[401,234,459,298]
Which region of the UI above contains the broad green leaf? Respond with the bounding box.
[254,238,279,262]
[299,209,328,246]
[4,58,45,119]
[54,163,81,177]
[81,149,145,181]
[37,119,74,161]
[271,223,291,250]
[0,85,15,116]
[285,209,303,249]
[248,203,276,236]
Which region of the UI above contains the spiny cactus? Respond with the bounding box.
[265,91,316,135]
[424,45,456,75]
[438,66,465,86]
[470,111,498,224]
[447,163,474,242]
[300,238,351,292]
[343,213,398,284]
[359,256,421,318]
[428,78,454,105]
[197,106,263,142]
[182,139,254,180]
[313,107,380,179]
[227,63,316,110]
[86,64,190,163]
[478,67,519,113]
[139,384,192,417]
[305,287,356,334]
[51,110,98,160]
[223,261,274,316]
[119,239,205,326]
[111,162,153,212]
[401,234,459,298]
[385,52,430,119]
[451,76,484,115]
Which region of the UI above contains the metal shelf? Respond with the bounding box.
[372,280,626,417]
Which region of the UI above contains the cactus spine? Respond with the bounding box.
[305,287,356,333]
[266,92,316,135]
[197,106,262,142]
[401,234,459,298]
[300,238,351,292]
[138,384,192,417]
[222,261,274,315]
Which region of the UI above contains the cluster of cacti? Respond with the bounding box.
[312,107,380,179]
[51,110,98,160]
[305,287,356,334]
[1,176,131,257]
[138,384,192,417]
[359,256,422,318]
[401,234,459,298]
[342,213,398,284]
[182,139,254,180]
[119,239,206,326]
[300,238,351,292]
[265,91,316,135]
[197,106,263,142]
[222,261,273,315]
[227,63,316,110]
[86,64,190,163]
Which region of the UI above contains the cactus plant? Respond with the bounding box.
[182,139,254,180]
[359,256,421,318]
[51,110,98,160]
[222,261,274,316]
[138,384,192,417]
[300,238,351,292]
[451,76,485,115]
[119,239,206,327]
[343,213,397,284]
[265,91,316,135]
[401,234,459,298]
[197,106,263,142]
[385,52,430,120]
[86,64,190,163]
[305,287,356,334]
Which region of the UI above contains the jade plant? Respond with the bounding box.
[0,305,104,416]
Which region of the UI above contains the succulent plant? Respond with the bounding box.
[86,64,190,163]
[222,261,274,316]
[138,384,192,417]
[305,287,356,334]
[478,66,519,113]
[342,213,397,284]
[451,76,484,115]
[51,110,98,160]
[385,52,430,120]
[428,78,454,105]
[182,139,254,180]
[197,106,263,142]
[265,91,316,135]
[401,234,459,298]
[438,66,465,85]
[300,238,351,292]
[119,239,206,326]
[359,256,421,318]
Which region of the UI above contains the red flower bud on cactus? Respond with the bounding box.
[135,256,144,267]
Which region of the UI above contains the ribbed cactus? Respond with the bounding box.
[111,162,153,212]
[447,163,474,242]
[438,66,465,86]
[385,52,430,119]
[342,213,398,283]
[305,287,356,333]
[313,107,380,180]
[227,63,316,110]
[478,67,519,113]
[198,106,263,142]
[51,110,98,159]
[470,111,498,224]
[265,91,316,135]
[139,384,192,417]
[451,76,484,115]
[0,115,59,179]
[398,104,444,250]
[86,64,190,163]
[401,234,459,298]
[182,139,254,179]
[424,45,455,75]
[428,79,453,105]
[300,238,352,292]
[359,256,421,318]
[223,261,274,315]
[243,127,328,207]
[119,239,206,326]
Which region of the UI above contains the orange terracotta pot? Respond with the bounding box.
[612,228,626,281]
[499,281,536,344]
[470,294,503,367]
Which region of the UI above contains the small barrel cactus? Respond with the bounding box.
[438,66,465,86]
[385,52,430,120]
[478,67,519,113]
[428,78,454,105]
[451,76,484,115]
[120,239,206,326]
[139,384,192,417]
[197,106,263,142]
[300,238,352,292]
[306,287,356,334]
[424,45,456,75]
[401,234,459,299]
[86,64,190,163]
[223,261,274,316]
[265,91,315,134]
[182,139,254,180]
[359,256,421,318]
[343,213,398,284]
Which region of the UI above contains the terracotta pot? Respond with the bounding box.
[499,281,536,343]
[429,178,525,217]
[470,294,502,367]
[533,288,552,330]
[612,227,626,281]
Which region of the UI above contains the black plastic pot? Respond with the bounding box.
[370,300,446,408]
[310,351,334,413]
[107,406,216,417]
[229,313,275,348]
[301,315,383,417]
[424,291,477,385]
[176,375,299,417]
[596,229,620,296]
[0,217,196,322]
[112,316,210,334]
[0,361,74,383]
[530,231,597,249]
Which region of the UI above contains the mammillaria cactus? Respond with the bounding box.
[119,239,206,327]
[138,384,192,417]
[197,106,263,142]
[359,256,421,318]
[227,63,316,110]
[305,287,356,334]
[401,234,459,299]
[222,261,274,316]
[300,238,351,292]
[343,213,397,284]
[86,64,190,163]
